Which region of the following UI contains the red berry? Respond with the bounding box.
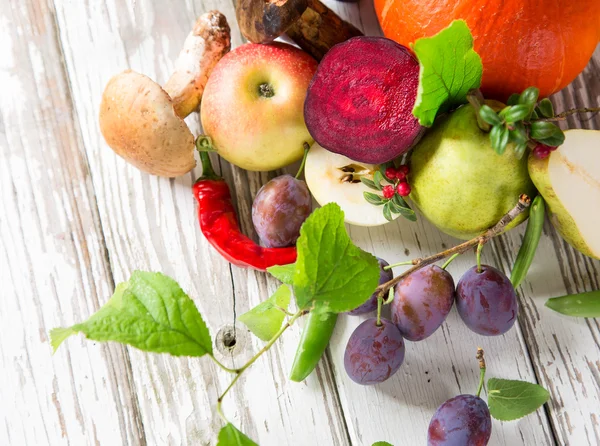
[382,185,395,199]
[533,145,551,159]
[396,181,411,197]
[394,170,406,181]
[548,145,558,151]
[385,167,397,179]
[398,165,410,175]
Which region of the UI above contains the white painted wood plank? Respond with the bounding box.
[51,0,349,444]
[0,1,144,445]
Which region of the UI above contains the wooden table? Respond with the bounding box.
[1,1,599,445]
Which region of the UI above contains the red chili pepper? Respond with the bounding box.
[192,151,297,271]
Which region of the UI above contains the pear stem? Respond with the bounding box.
[376,194,531,298]
[467,89,492,132]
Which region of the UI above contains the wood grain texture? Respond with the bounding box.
[0,1,144,445]
[1,0,598,445]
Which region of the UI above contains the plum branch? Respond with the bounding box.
[535,106,600,122]
[376,194,532,297]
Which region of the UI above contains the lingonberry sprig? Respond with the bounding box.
[362,163,416,222]
[469,87,600,160]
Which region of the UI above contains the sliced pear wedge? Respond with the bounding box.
[528,129,600,259]
[304,143,399,226]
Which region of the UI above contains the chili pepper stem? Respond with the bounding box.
[476,347,486,398]
[442,252,461,270]
[295,142,311,179]
[215,309,307,420]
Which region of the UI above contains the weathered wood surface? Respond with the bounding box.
[0,0,598,445]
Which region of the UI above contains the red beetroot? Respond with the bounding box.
[304,36,424,164]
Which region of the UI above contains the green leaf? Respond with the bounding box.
[537,98,554,118]
[490,125,509,155]
[360,177,380,191]
[513,142,528,160]
[511,196,545,287]
[372,442,394,446]
[373,170,385,187]
[545,291,600,318]
[518,87,539,106]
[530,108,540,119]
[530,121,565,146]
[507,93,520,106]
[504,104,532,123]
[479,105,502,126]
[50,272,213,357]
[389,196,417,221]
[508,122,528,145]
[412,20,483,126]
[217,423,258,446]
[293,203,380,313]
[382,202,393,222]
[267,264,296,285]
[364,191,385,206]
[487,378,550,421]
[238,286,291,341]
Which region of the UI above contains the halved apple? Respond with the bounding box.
[304,142,399,226]
[528,129,600,259]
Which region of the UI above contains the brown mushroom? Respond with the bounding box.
[99,10,231,177]
[236,0,362,61]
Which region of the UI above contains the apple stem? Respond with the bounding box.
[475,347,486,398]
[295,142,311,179]
[467,89,492,132]
[376,194,532,298]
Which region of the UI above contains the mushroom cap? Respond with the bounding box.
[99,70,196,177]
[236,0,308,43]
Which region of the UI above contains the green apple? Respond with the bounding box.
[529,129,600,259]
[200,42,317,171]
[409,104,537,240]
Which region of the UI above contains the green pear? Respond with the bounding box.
[528,129,600,260]
[409,104,537,240]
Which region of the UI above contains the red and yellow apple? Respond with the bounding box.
[200,42,317,171]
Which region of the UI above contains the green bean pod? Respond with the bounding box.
[545,291,600,318]
[289,311,338,382]
[511,195,545,287]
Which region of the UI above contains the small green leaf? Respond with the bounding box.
[392,194,409,208]
[537,98,554,118]
[389,195,417,221]
[382,202,393,222]
[490,125,509,155]
[487,378,550,421]
[364,191,385,206]
[372,442,394,446]
[504,104,532,123]
[511,196,545,287]
[513,142,528,160]
[412,20,483,126]
[293,203,380,313]
[238,285,291,341]
[545,291,600,318]
[50,272,213,357]
[530,121,565,146]
[508,122,528,145]
[479,105,502,126]
[217,423,258,446]
[518,87,539,106]
[50,327,76,353]
[373,170,385,187]
[360,177,380,191]
[507,93,520,106]
[267,263,296,285]
[387,199,403,214]
[530,108,540,119]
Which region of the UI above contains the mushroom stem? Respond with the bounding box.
[164,10,231,118]
[286,0,363,61]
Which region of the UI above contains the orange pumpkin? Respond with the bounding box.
[374,0,600,100]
